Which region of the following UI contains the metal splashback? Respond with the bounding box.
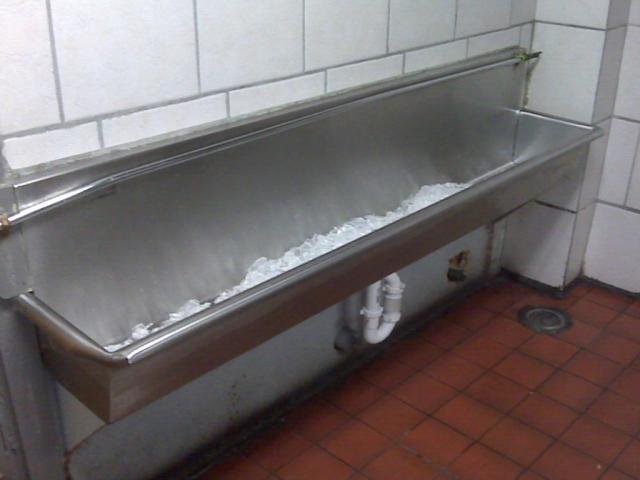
[3,49,603,421]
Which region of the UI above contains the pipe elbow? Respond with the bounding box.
[361,273,404,344]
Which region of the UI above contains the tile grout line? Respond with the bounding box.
[622,128,640,206]
[192,0,202,94]
[44,0,66,123]
[385,0,392,54]
[96,120,105,148]
[1,23,527,144]
[301,0,306,72]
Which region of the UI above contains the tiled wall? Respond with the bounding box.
[502,0,634,289]
[584,1,640,293]
[0,0,534,173]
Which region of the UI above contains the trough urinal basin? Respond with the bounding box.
[0,48,602,421]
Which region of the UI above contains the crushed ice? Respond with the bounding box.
[104,299,211,352]
[103,182,467,352]
[214,182,468,303]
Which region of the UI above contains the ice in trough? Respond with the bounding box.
[104,182,468,351]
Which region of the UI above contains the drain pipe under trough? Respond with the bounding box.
[361,273,405,344]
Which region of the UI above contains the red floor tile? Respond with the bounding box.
[466,372,529,413]
[625,300,640,318]
[472,287,521,313]
[200,453,270,480]
[323,377,384,415]
[434,394,502,439]
[422,351,485,390]
[556,320,601,348]
[518,472,546,480]
[493,351,555,390]
[587,391,640,435]
[451,444,522,480]
[583,287,634,312]
[363,447,441,480]
[386,337,444,370]
[538,370,602,412]
[481,417,552,467]
[588,332,640,366]
[444,303,495,331]
[357,357,415,390]
[632,354,640,371]
[563,350,623,387]
[358,395,425,439]
[561,416,631,464]
[614,439,640,479]
[568,298,619,327]
[609,314,640,343]
[392,372,457,414]
[511,393,578,437]
[242,428,312,471]
[402,417,472,466]
[532,442,604,480]
[286,400,350,441]
[609,368,640,402]
[420,319,472,349]
[319,419,390,469]
[601,469,635,480]
[203,280,640,480]
[569,281,592,298]
[453,333,512,368]
[478,316,533,348]
[519,335,578,367]
[277,446,354,480]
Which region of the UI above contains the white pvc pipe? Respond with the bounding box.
[361,273,404,344]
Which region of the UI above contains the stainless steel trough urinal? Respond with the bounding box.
[0,48,602,421]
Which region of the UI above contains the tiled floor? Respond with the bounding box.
[198,279,640,480]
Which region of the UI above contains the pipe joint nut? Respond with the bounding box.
[360,306,383,319]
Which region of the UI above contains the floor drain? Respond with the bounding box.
[518,306,573,334]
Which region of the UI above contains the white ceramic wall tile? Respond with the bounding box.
[327,56,403,92]
[511,0,537,24]
[0,0,59,134]
[607,0,632,28]
[599,118,640,205]
[502,202,576,288]
[404,40,468,72]
[2,123,100,170]
[102,95,227,147]
[528,23,605,123]
[631,0,640,23]
[198,0,303,92]
[51,0,198,120]
[305,0,388,70]
[593,27,627,123]
[520,24,534,50]
[388,0,456,52]
[229,73,324,117]
[584,203,640,292]
[566,203,596,284]
[468,28,521,57]
[456,0,512,38]
[627,147,640,209]
[579,119,611,209]
[536,0,611,29]
[615,27,640,121]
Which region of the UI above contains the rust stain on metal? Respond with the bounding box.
[0,213,10,236]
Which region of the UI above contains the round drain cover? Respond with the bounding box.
[518,306,573,334]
